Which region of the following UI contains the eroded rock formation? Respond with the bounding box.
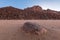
[0,6,60,19]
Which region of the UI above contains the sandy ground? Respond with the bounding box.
[0,20,60,40]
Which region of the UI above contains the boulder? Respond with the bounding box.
[21,22,47,35]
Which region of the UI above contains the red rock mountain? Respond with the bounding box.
[0,6,60,19]
[24,6,42,12]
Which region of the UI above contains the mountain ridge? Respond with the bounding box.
[0,6,60,19]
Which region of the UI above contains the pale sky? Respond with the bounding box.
[0,0,60,11]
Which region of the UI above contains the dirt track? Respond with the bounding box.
[0,20,60,40]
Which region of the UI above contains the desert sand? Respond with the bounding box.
[0,20,60,40]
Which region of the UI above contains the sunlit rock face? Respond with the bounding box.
[47,9,58,13]
[31,6,42,12]
[24,5,42,12]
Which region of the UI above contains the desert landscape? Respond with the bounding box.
[0,20,60,40]
[0,0,60,40]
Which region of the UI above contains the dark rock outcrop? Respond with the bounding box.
[21,22,47,36]
[22,22,41,35]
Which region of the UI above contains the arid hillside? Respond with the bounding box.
[0,6,60,19]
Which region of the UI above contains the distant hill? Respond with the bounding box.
[0,6,60,19]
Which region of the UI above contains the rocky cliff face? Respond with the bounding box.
[0,6,60,19]
[24,6,42,12]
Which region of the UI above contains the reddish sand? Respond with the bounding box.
[0,20,60,40]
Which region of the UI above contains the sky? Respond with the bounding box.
[0,0,60,11]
